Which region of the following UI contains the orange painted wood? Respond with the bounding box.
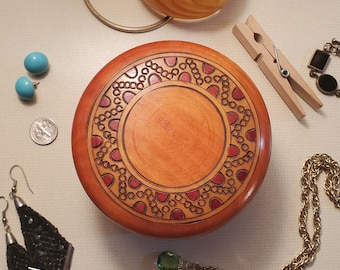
[72,41,271,238]
[120,86,226,188]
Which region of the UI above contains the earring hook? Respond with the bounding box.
[0,196,9,216]
[9,165,34,198]
[0,196,11,233]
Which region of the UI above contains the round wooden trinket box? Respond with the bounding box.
[72,41,271,238]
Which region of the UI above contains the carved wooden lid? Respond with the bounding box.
[72,41,271,238]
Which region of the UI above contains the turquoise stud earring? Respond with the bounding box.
[24,52,49,76]
[15,76,39,100]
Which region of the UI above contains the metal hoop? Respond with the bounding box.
[84,0,172,33]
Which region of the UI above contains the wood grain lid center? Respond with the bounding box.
[119,85,226,189]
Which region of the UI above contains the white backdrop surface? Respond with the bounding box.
[1,0,340,269]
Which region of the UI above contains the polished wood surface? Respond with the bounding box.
[72,40,271,238]
[120,85,226,188]
[143,0,228,19]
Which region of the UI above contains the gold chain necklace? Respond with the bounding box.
[157,154,340,270]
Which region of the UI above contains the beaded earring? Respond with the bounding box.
[9,165,74,270]
[1,196,29,270]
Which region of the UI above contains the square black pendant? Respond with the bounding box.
[308,49,330,72]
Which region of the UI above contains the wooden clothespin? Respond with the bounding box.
[232,15,323,120]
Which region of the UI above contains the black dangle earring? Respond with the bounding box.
[9,165,74,270]
[1,195,29,270]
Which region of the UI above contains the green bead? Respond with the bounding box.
[157,251,181,270]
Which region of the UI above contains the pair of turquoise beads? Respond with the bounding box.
[15,52,49,100]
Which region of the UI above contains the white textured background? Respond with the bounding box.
[1,0,340,269]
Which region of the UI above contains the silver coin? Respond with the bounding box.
[29,117,58,145]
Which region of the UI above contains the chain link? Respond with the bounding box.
[283,154,340,270]
[324,42,340,56]
[161,154,340,270]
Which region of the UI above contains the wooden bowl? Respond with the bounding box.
[72,41,271,238]
[142,0,229,19]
